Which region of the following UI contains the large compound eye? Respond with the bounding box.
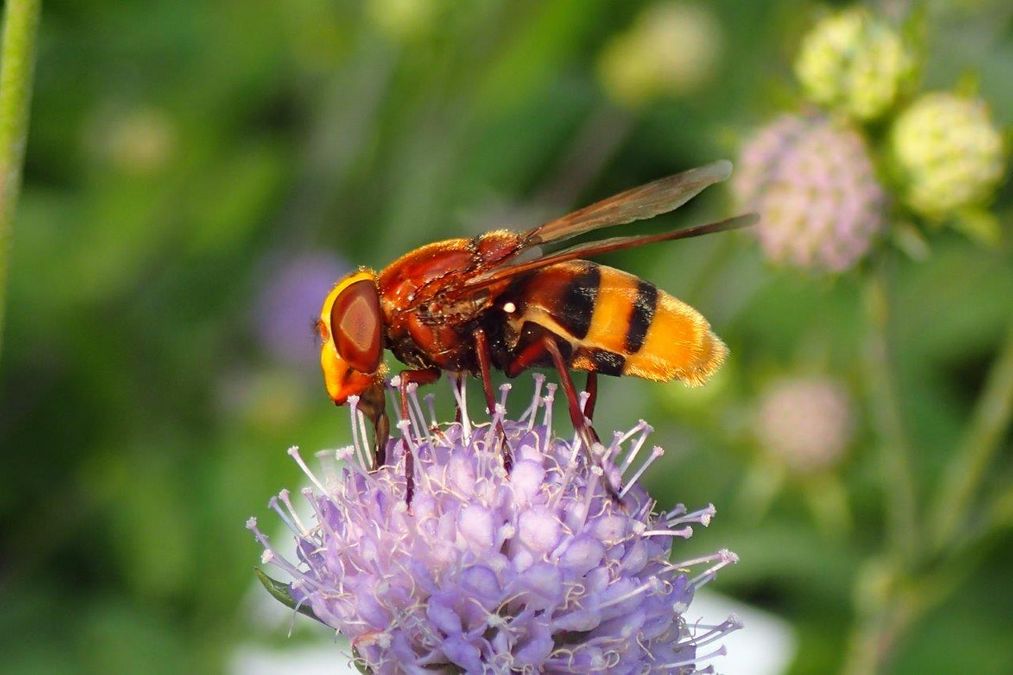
[330,279,382,373]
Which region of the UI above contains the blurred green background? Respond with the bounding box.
[1,1,1010,673]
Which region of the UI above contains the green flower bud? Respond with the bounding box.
[889,92,1006,219]
[598,1,722,108]
[795,8,914,120]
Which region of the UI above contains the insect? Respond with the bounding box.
[316,160,754,496]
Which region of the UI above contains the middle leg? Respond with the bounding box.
[474,328,512,472]
[584,372,598,421]
[397,367,441,506]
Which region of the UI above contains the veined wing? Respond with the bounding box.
[460,213,757,296]
[520,160,732,247]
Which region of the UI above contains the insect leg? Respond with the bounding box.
[541,337,621,502]
[584,372,598,421]
[358,381,389,467]
[474,328,513,472]
[541,337,601,446]
[398,368,441,505]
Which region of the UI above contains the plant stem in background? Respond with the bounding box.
[842,576,925,675]
[846,288,1013,675]
[862,262,919,562]
[531,104,634,211]
[930,325,1013,554]
[0,0,41,361]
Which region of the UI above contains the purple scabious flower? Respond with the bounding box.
[252,252,350,369]
[249,376,740,673]
[733,113,886,272]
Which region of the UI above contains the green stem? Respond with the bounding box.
[862,263,919,562]
[930,325,1013,554]
[842,591,921,675]
[0,0,41,361]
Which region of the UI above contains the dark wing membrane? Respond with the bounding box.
[521,160,732,247]
[460,213,757,295]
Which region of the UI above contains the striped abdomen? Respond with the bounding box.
[504,260,727,385]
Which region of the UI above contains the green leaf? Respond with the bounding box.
[353,652,372,675]
[254,568,320,622]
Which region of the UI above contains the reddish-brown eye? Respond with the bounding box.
[330,279,382,373]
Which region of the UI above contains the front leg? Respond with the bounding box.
[356,380,389,467]
[398,367,441,506]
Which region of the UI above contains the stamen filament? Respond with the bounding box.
[620,446,664,498]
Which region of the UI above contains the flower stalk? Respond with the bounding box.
[930,325,1013,554]
[862,262,918,562]
[0,0,41,359]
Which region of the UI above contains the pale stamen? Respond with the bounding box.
[641,526,694,539]
[521,373,545,427]
[598,576,665,610]
[267,495,300,536]
[620,446,664,498]
[277,488,309,534]
[620,423,653,475]
[287,446,327,494]
[450,375,471,442]
[656,644,727,670]
[423,392,438,429]
[406,383,429,444]
[541,384,556,452]
[666,503,716,528]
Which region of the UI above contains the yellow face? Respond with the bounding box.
[317,269,384,405]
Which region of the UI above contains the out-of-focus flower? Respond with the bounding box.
[366,0,440,42]
[84,105,176,175]
[734,113,887,272]
[889,92,1006,219]
[253,252,349,370]
[598,1,723,108]
[795,8,914,121]
[250,376,740,672]
[754,376,854,474]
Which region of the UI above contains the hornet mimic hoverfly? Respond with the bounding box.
[316,160,755,499]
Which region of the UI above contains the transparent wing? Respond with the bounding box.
[453,213,757,297]
[521,160,733,247]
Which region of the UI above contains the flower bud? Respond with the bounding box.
[889,92,1005,219]
[598,1,722,108]
[795,8,914,120]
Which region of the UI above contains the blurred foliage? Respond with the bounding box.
[0,1,1010,673]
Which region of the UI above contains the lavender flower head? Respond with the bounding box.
[249,376,740,673]
[733,113,886,272]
